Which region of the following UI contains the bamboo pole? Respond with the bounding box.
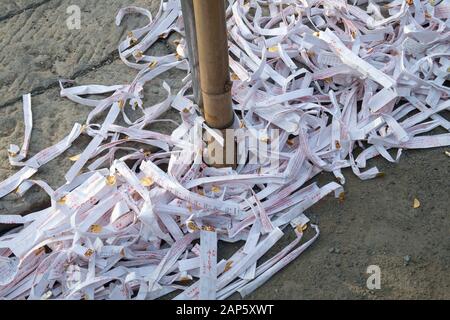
[192,0,236,168]
[180,0,201,105]
[192,0,234,130]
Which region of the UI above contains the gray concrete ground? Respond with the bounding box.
[0,1,448,299]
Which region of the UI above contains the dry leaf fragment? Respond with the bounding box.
[178,277,191,284]
[69,154,81,162]
[140,176,154,187]
[296,224,308,233]
[134,50,144,59]
[413,198,420,209]
[187,220,200,231]
[34,247,46,256]
[89,224,103,233]
[202,225,216,232]
[224,261,233,272]
[338,192,345,203]
[106,175,116,186]
[130,37,138,46]
[84,249,94,257]
[57,196,68,205]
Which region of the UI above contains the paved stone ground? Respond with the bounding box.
[0,0,448,299]
[0,0,183,216]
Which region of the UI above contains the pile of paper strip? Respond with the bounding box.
[0,0,449,300]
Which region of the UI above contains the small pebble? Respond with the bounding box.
[404,255,411,265]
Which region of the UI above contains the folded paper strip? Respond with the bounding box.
[0,0,449,300]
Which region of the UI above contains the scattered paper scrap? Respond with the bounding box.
[0,0,448,300]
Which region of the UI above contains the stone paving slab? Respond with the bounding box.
[0,0,50,21]
[240,148,450,299]
[0,58,184,218]
[0,0,185,218]
[0,0,162,107]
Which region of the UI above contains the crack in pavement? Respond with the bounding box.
[0,0,54,23]
[0,36,178,110]
[0,50,119,109]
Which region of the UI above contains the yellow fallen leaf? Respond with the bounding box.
[202,225,215,232]
[445,150,450,157]
[296,224,308,233]
[413,198,420,209]
[211,186,221,193]
[140,177,154,187]
[89,224,102,233]
[134,50,144,59]
[106,175,116,186]
[69,154,81,162]
[84,249,94,257]
[187,220,199,231]
[268,46,278,53]
[224,260,233,272]
[57,196,68,205]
